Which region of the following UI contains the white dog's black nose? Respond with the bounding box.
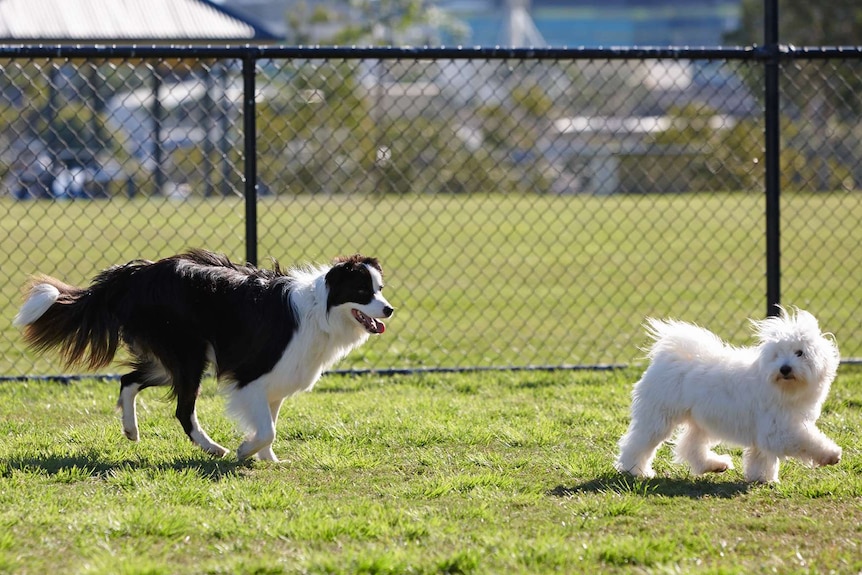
[780,365,792,377]
[382,305,394,317]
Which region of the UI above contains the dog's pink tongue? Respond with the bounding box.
[375,320,386,334]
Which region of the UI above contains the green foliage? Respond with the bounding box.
[511,84,554,118]
[329,0,467,45]
[648,105,857,193]
[285,1,340,44]
[725,0,862,46]
[726,1,862,122]
[1,367,861,573]
[559,60,658,117]
[255,63,376,194]
[477,104,523,149]
[28,102,117,157]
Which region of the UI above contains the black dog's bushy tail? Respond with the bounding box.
[14,261,149,369]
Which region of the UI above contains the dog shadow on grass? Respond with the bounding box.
[549,472,752,500]
[1,451,250,482]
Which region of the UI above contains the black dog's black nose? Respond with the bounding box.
[382,305,394,317]
[780,365,792,377]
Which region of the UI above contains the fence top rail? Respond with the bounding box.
[0,43,858,61]
[782,45,862,58]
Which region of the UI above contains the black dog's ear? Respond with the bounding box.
[324,260,349,285]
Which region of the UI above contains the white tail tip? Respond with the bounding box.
[13,283,61,327]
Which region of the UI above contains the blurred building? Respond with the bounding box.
[222,0,742,47]
[443,0,741,47]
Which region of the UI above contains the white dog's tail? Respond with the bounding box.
[13,282,61,327]
[642,317,729,362]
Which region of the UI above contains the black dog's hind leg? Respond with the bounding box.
[170,351,230,458]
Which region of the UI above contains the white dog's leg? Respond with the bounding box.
[743,447,780,483]
[234,386,277,461]
[781,427,842,468]
[615,416,677,478]
[674,423,734,475]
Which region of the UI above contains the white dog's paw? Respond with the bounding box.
[256,447,280,462]
[815,447,842,467]
[746,473,779,484]
[614,460,655,478]
[703,454,734,474]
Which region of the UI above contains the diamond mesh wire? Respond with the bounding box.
[1,51,860,377]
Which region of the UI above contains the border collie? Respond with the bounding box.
[13,249,394,461]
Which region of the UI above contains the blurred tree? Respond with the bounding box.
[724,0,862,46]
[725,0,862,190]
[327,0,468,46]
[724,0,862,120]
[285,1,340,44]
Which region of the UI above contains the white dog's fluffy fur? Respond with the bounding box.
[615,307,842,483]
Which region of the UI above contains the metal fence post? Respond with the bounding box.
[764,0,781,317]
[243,54,258,267]
[151,68,165,196]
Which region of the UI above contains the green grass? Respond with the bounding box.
[1,367,861,574]
[2,190,862,376]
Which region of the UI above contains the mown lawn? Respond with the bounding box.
[1,367,860,574]
[3,191,862,377]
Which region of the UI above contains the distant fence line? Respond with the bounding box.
[3,43,859,290]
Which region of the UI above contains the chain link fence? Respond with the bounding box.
[1,46,861,377]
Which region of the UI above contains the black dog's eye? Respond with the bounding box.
[795,350,804,357]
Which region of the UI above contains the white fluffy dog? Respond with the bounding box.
[615,307,842,483]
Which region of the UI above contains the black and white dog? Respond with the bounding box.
[13,249,394,461]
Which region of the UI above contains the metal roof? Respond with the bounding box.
[0,0,277,41]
